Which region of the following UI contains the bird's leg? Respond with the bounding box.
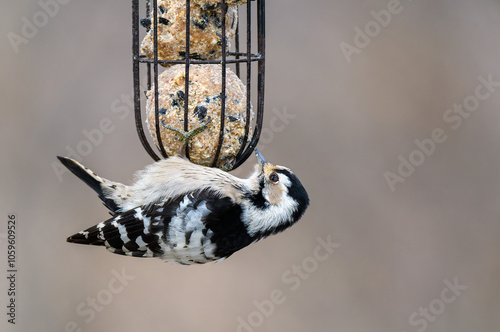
[162,117,212,156]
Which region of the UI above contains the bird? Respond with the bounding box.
[58,147,309,265]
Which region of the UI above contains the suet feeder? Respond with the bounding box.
[132,0,266,171]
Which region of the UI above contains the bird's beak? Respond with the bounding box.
[255,149,268,166]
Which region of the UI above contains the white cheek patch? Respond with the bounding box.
[279,173,292,187]
[266,172,294,206]
[243,194,298,237]
[263,188,282,206]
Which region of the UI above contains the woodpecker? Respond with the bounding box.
[59,150,309,265]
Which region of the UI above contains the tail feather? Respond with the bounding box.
[66,206,164,259]
[67,225,104,246]
[57,156,122,214]
[57,156,103,194]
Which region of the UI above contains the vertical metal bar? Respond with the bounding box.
[235,0,251,161]
[153,0,168,158]
[233,0,265,169]
[146,0,152,90]
[235,7,240,78]
[133,0,160,161]
[212,0,227,167]
[184,0,191,157]
[255,0,265,150]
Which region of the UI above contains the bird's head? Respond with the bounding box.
[243,149,310,238]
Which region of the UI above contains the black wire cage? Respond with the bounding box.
[132,0,265,171]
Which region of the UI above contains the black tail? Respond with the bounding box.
[57,156,103,195]
[67,224,104,246]
[57,156,120,214]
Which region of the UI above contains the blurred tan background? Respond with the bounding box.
[1,0,500,331]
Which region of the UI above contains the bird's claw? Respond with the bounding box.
[161,117,212,155]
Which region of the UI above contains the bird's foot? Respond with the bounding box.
[162,117,212,155]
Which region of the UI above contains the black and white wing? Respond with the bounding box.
[67,189,254,264]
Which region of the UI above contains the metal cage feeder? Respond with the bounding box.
[132,0,265,171]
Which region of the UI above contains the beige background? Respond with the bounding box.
[1,0,500,331]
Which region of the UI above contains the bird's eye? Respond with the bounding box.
[269,172,279,183]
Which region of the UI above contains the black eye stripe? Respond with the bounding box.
[274,169,293,177]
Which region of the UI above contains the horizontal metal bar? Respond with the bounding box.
[136,55,263,65]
